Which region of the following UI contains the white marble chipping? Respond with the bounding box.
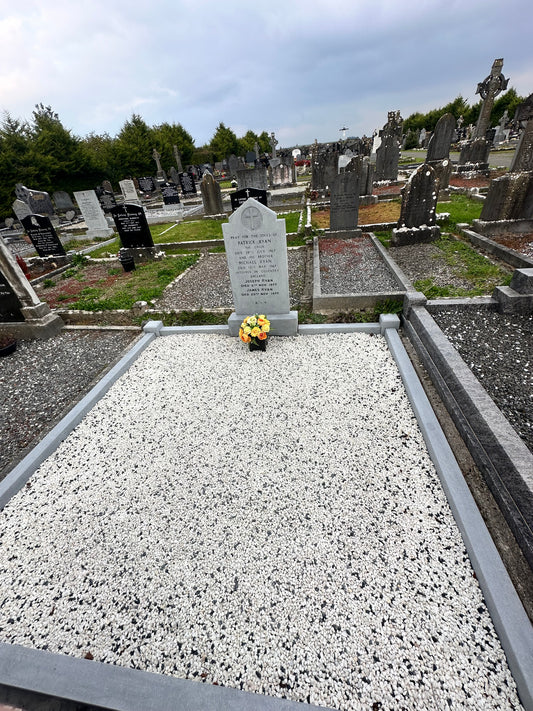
[0,334,522,710]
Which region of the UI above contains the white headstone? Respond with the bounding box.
[119,179,140,205]
[73,190,114,238]
[12,199,31,222]
[222,198,297,336]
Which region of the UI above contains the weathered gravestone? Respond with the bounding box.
[330,171,360,232]
[73,190,114,238]
[458,136,491,172]
[52,191,76,212]
[200,173,224,215]
[236,166,268,191]
[510,118,533,173]
[228,154,240,179]
[245,151,257,164]
[102,180,114,194]
[119,179,141,205]
[152,148,166,180]
[169,166,180,185]
[178,172,197,196]
[15,184,55,216]
[375,132,399,181]
[138,176,157,195]
[110,204,160,260]
[160,181,181,208]
[311,152,339,191]
[173,145,184,174]
[230,188,268,211]
[222,198,297,336]
[426,113,456,162]
[391,164,440,246]
[96,188,117,212]
[12,199,31,223]
[480,172,533,221]
[0,239,63,337]
[21,214,66,256]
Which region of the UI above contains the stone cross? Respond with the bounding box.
[473,58,509,139]
[152,148,166,179]
[269,132,278,158]
[173,145,183,173]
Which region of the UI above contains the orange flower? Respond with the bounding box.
[242,334,251,343]
[258,331,267,340]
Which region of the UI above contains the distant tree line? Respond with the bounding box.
[0,105,272,217]
[402,89,524,148]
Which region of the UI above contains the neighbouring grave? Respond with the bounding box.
[12,199,31,223]
[236,166,268,191]
[392,164,440,245]
[160,181,181,209]
[228,154,240,179]
[178,172,197,196]
[152,148,166,180]
[426,113,455,198]
[21,214,66,256]
[110,204,160,260]
[200,172,224,215]
[375,132,399,182]
[138,176,158,195]
[245,150,257,164]
[230,188,268,211]
[52,191,76,213]
[0,238,63,337]
[96,187,117,212]
[311,151,338,192]
[119,179,141,206]
[73,190,114,238]
[15,184,55,216]
[329,171,360,231]
[173,145,183,174]
[222,198,297,336]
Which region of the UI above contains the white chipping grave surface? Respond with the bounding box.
[73,190,113,238]
[223,198,290,315]
[0,333,522,711]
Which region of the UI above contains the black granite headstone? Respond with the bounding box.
[138,176,157,194]
[110,204,154,248]
[97,190,117,212]
[178,172,197,196]
[0,268,24,321]
[161,181,181,205]
[21,214,66,257]
[230,188,268,211]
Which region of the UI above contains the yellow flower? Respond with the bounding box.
[244,326,251,335]
[248,317,257,327]
[262,324,270,333]
[251,326,260,337]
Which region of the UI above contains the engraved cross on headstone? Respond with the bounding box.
[473,58,509,139]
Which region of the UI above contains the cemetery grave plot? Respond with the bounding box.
[431,307,533,456]
[32,255,199,311]
[311,201,401,229]
[319,236,398,294]
[0,334,522,711]
[481,231,533,259]
[449,169,507,190]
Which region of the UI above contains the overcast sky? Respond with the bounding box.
[1,0,532,149]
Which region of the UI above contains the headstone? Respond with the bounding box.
[419,128,427,147]
[119,179,140,205]
[245,151,257,164]
[228,154,240,178]
[236,166,268,191]
[178,172,197,196]
[473,58,509,139]
[160,181,181,207]
[97,190,116,212]
[269,132,278,158]
[169,166,180,185]
[138,176,157,194]
[458,137,490,171]
[426,113,456,162]
[254,142,261,160]
[73,190,114,238]
[222,198,297,336]
[52,191,75,212]
[359,157,375,196]
[110,204,156,256]
[65,210,76,222]
[102,180,114,194]
[493,110,509,144]
[200,172,224,215]
[0,238,63,336]
[173,145,184,174]
[12,199,31,223]
[480,173,533,221]
[392,164,440,245]
[152,148,166,180]
[4,218,14,229]
[230,188,268,211]
[375,132,399,181]
[15,184,55,216]
[330,171,360,231]
[21,214,66,256]
[510,118,533,172]
[311,152,339,191]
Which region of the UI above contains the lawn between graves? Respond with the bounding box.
[87,212,303,257]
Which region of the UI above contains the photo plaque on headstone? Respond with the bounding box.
[21,214,66,257]
[110,204,154,249]
[230,188,268,212]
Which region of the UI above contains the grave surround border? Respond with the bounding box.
[0,319,531,711]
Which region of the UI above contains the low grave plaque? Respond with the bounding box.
[21,214,66,256]
[179,172,196,196]
[110,204,154,249]
[230,187,268,211]
[160,181,181,205]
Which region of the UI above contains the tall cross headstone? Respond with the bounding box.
[152,148,166,180]
[269,132,278,158]
[474,58,509,139]
[173,145,183,173]
[223,198,297,336]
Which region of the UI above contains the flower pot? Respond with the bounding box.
[249,339,267,352]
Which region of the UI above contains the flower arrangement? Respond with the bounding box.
[239,314,270,348]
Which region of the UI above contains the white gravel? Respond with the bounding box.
[0,333,522,710]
